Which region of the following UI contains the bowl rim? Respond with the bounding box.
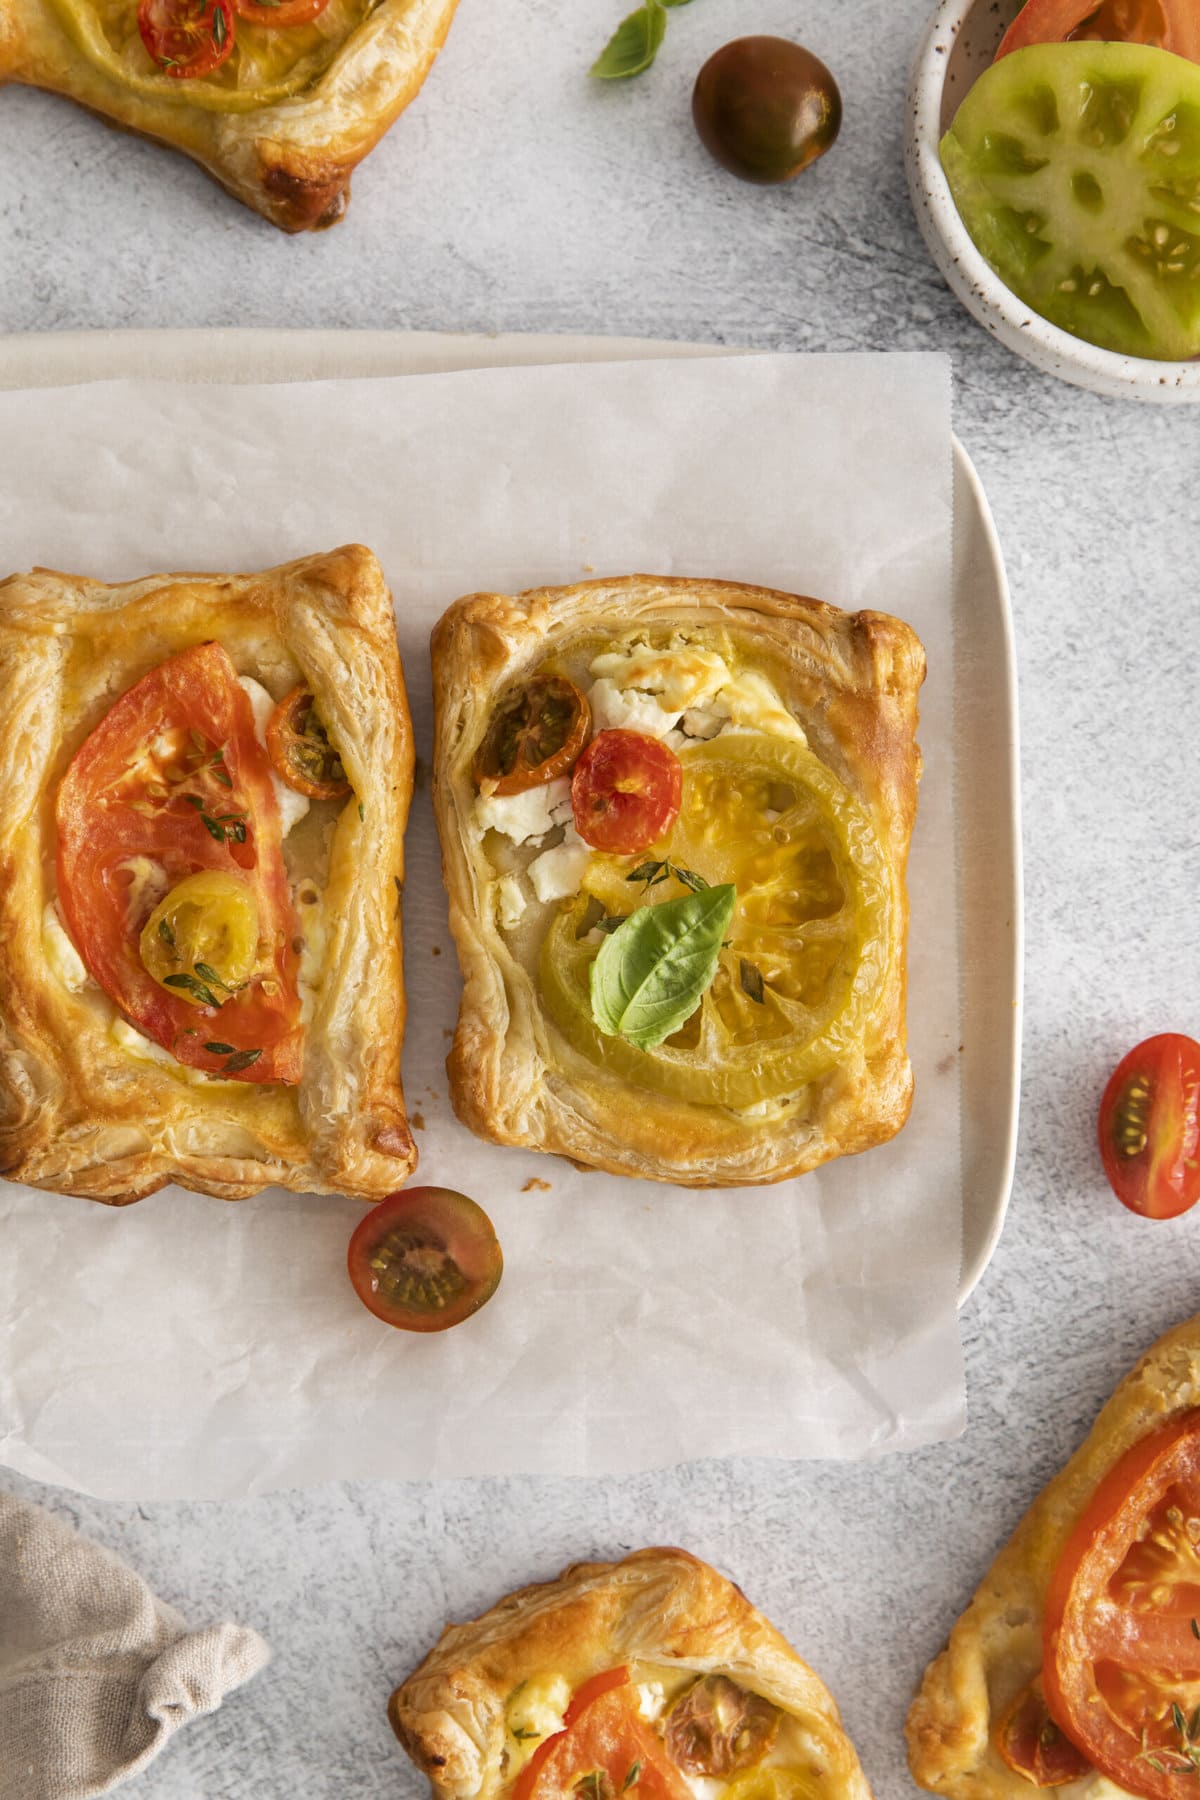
[907,0,1200,396]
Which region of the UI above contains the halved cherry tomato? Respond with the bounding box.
[347,1188,503,1332]
[996,0,1200,61]
[1043,1410,1200,1798]
[56,642,302,1083]
[266,686,351,801]
[234,0,329,23]
[1098,1034,1200,1220]
[571,730,682,855]
[138,0,235,77]
[664,1676,779,1778]
[474,676,591,797]
[996,1678,1092,1787]
[514,1674,693,1800]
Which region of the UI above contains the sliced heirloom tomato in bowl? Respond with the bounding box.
[1098,1033,1200,1218]
[1043,1410,1200,1796]
[996,0,1200,62]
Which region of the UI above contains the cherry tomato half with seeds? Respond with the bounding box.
[692,37,842,186]
[1098,1033,1200,1219]
[571,729,682,855]
[266,686,351,801]
[234,0,330,23]
[138,0,234,76]
[996,0,1200,63]
[347,1188,503,1332]
[474,675,591,796]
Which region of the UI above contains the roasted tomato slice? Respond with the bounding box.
[996,0,1200,61]
[665,1676,779,1778]
[233,0,330,23]
[266,685,351,801]
[1043,1410,1200,1797]
[571,730,682,854]
[56,641,302,1083]
[474,675,591,797]
[996,1678,1092,1786]
[137,0,234,76]
[514,1672,693,1800]
[347,1188,503,1332]
[1098,1034,1200,1219]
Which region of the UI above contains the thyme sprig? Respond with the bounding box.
[625,859,709,894]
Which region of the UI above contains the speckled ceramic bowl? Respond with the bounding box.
[907,0,1200,402]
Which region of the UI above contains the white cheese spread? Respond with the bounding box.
[238,675,310,838]
[109,1018,235,1086]
[587,642,806,748]
[528,829,591,904]
[41,903,89,992]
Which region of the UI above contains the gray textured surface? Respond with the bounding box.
[3,0,1200,1796]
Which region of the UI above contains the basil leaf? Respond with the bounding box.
[590,0,666,79]
[590,884,735,1050]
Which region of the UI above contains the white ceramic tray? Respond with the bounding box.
[0,329,1021,1304]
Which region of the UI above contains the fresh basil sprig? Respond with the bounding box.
[590,883,735,1050]
[590,0,694,81]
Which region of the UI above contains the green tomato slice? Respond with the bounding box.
[538,734,891,1110]
[941,41,1200,360]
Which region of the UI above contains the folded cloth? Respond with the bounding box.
[0,1491,270,1800]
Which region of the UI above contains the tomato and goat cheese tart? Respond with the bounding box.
[908,1315,1200,1800]
[0,0,458,229]
[432,576,925,1187]
[0,544,416,1204]
[389,1548,872,1800]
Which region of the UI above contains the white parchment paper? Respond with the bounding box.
[0,352,962,1499]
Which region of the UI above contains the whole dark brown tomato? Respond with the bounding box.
[692,36,842,185]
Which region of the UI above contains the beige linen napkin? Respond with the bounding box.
[0,1492,270,1800]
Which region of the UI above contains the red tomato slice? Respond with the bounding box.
[996,1678,1092,1786]
[563,1668,631,1727]
[1098,1034,1200,1220]
[1043,1411,1200,1798]
[138,0,235,76]
[56,642,303,1084]
[515,1679,693,1800]
[233,0,331,25]
[996,0,1200,62]
[571,730,682,855]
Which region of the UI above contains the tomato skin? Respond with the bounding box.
[347,1188,503,1333]
[138,0,235,77]
[56,642,302,1084]
[474,676,591,797]
[234,0,330,23]
[266,686,351,801]
[571,730,683,854]
[1043,1411,1200,1798]
[1098,1035,1200,1220]
[514,1679,693,1800]
[996,0,1200,62]
[995,1679,1092,1786]
[692,37,842,185]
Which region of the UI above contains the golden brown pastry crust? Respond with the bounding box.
[390,1547,873,1800]
[907,1315,1200,1798]
[432,575,925,1188]
[0,0,458,230]
[0,543,417,1204]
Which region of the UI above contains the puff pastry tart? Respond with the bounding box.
[908,1315,1200,1800]
[0,0,458,230]
[0,543,416,1204]
[432,576,924,1187]
[390,1547,872,1800]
